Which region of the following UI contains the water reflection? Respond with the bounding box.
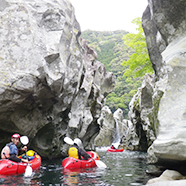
[62,167,108,185]
[0,172,41,186]
[0,150,156,185]
[63,171,79,186]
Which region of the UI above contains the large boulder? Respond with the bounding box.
[0,0,115,158]
[146,169,186,186]
[94,106,115,147]
[144,0,186,163]
[95,107,139,150]
[129,0,186,163]
[128,74,157,151]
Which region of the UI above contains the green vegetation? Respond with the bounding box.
[122,17,153,78]
[81,18,153,118]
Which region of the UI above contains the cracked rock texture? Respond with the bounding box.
[128,0,186,164]
[0,0,115,158]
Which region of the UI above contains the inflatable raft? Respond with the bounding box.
[0,153,41,175]
[107,148,124,152]
[62,151,99,169]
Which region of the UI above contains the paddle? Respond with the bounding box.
[64,137,74,145]
[64,137,107,169]
[20,136,33,177]
[20,136,29,145]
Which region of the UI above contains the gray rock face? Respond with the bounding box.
[0,0,115,158]
[128,74,157,151]
[129,0,186,163]
[146,169,186,186]
[95,107,139,150]
[94,106,115,147]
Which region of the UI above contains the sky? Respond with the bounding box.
[70,0,148,33]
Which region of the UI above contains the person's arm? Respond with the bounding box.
[21,158,29,163]
[18,146,27,153]
[9,154,28,163]
[79,148,91,160]
[21,146,27,151]
[9,149,28,163]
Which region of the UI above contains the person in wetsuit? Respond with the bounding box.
[2,133,28,163]
[68,138,91,160]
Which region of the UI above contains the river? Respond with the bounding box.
[0,149,157,186]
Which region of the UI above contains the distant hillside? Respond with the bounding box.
[81,30,143,118]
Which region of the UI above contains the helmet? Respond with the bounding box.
[74,138,83,148]
[11,133,20,139]
[26,150,35,157]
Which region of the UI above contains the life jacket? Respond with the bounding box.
[68,147,79,159]
[1,142,13,159]
[21,150,35,161]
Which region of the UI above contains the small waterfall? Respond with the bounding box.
[112,119,121,149]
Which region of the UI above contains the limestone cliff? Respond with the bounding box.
[0,0,115,158]
[128,0,186,164]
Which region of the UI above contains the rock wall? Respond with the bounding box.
[129,0,186,164]
[95,106,139,151]
[94,106,116,147]
[0,0,115,158]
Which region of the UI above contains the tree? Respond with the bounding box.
[81,30,145,118]
[122,17,154,78]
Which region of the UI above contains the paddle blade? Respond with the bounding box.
[64,137,74,145]
[24,164,33,177]
[95,160,107,169]
[20,136,29,145]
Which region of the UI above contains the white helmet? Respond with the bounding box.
[74,138,83,148]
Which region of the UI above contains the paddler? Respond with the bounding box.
[1,133,28,163]
[68,138,91,160]
[110,144,116,149]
